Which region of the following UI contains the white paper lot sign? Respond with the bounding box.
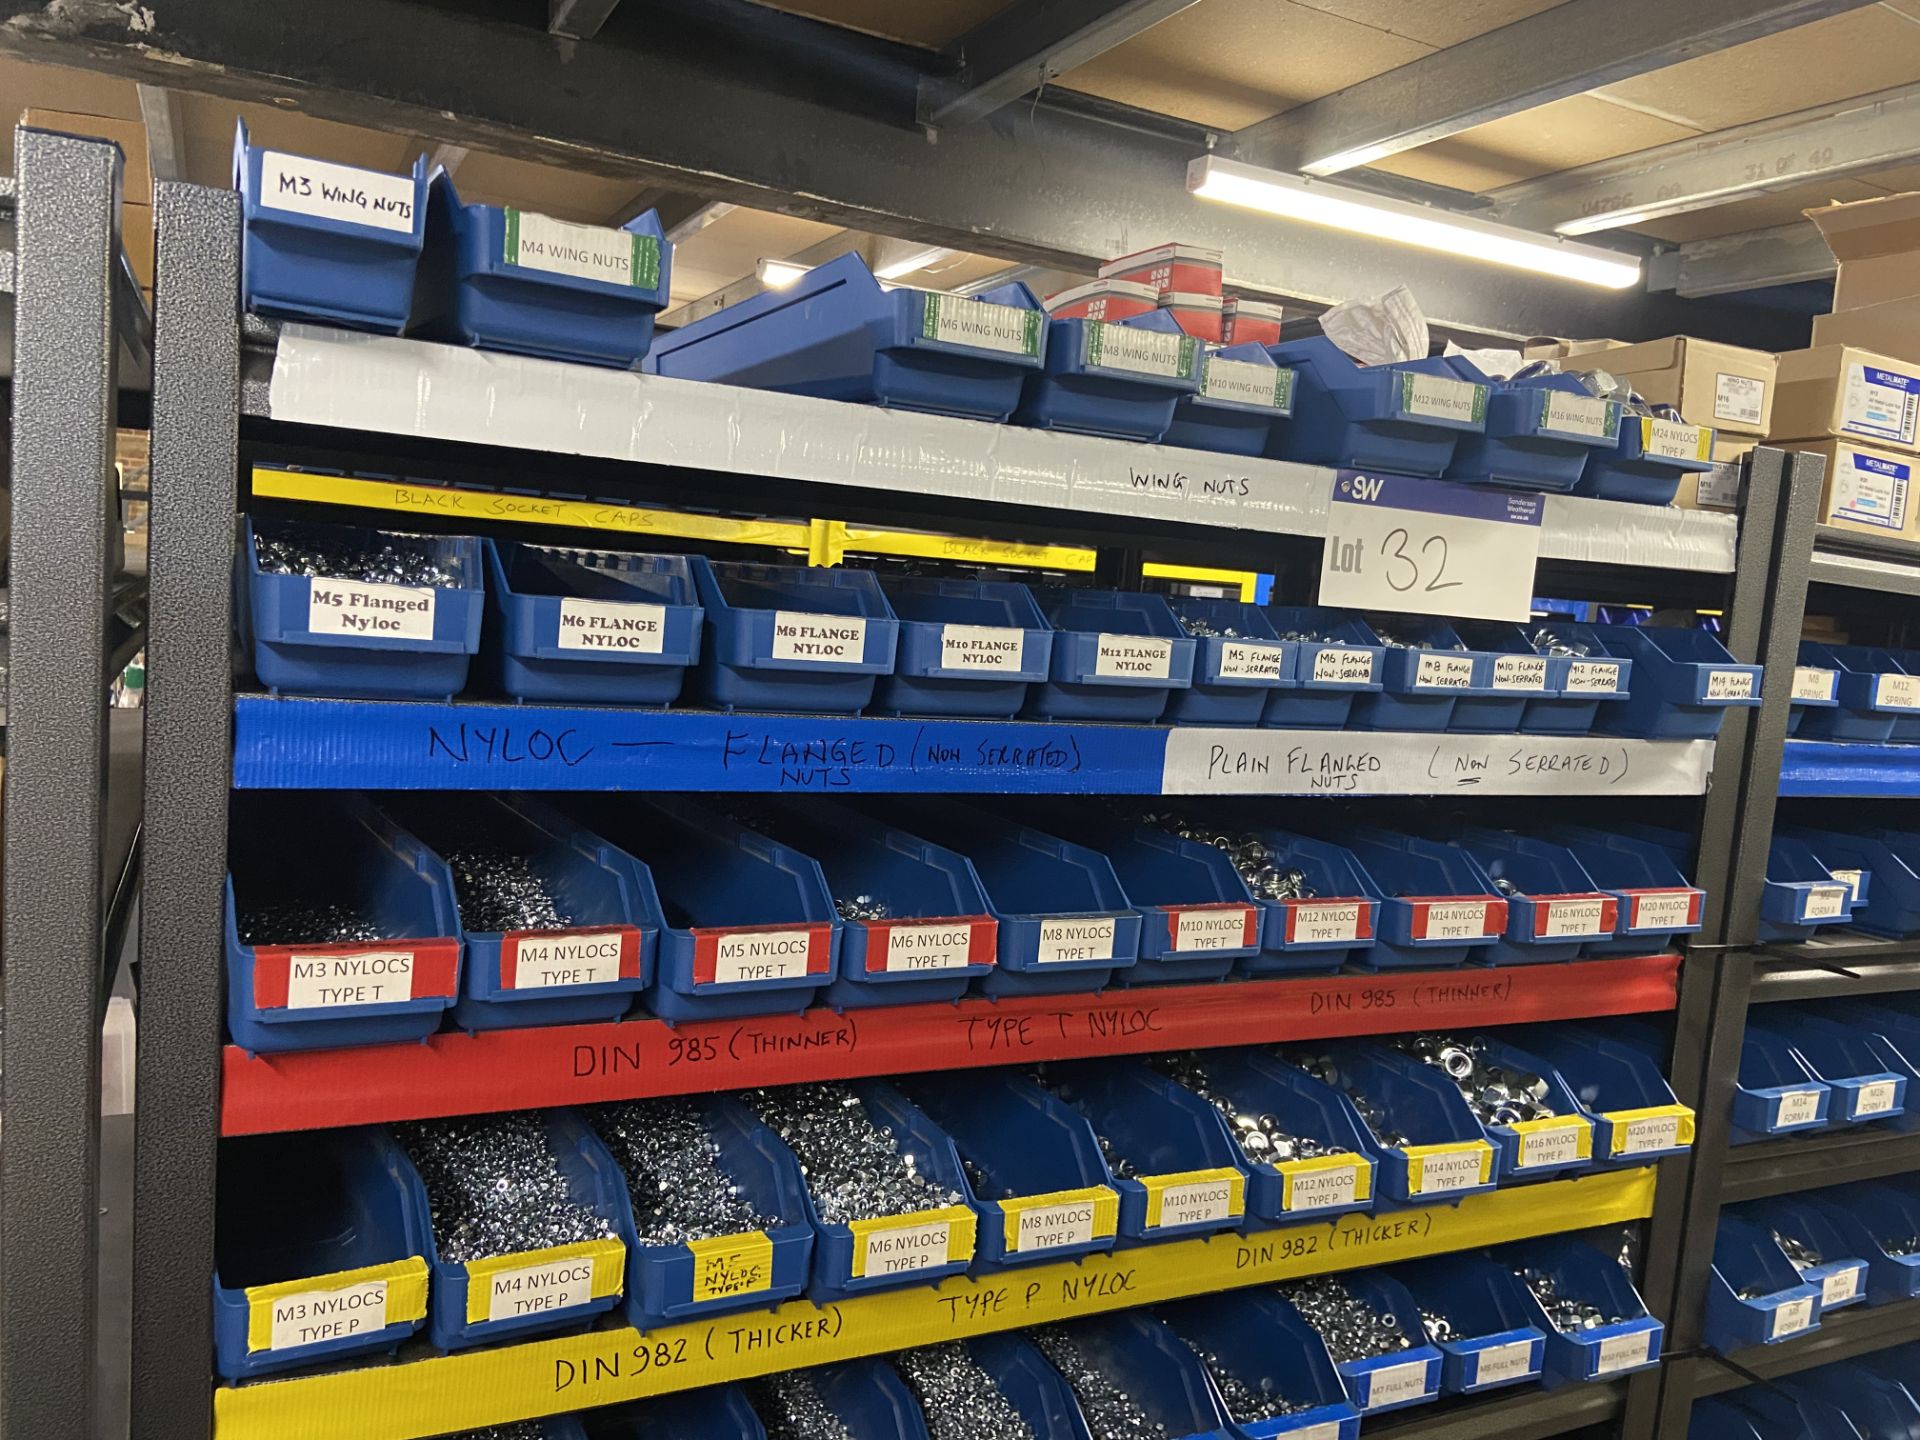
[1321,472,1543,623]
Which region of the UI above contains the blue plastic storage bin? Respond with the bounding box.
[1790,1366,1920,1440]
[1349,619,1493,732]
[1542,825,1704,957]
[1449,622,1557,733]
[1505,1022,1695,1167]
[1162,597,1294,727]
[1263,337,1488,476]
[1034,1313,1237,1439]
[871,576,1053,719]
[1790,650,1842,737]
[562,795,839,1021]
[233,121,426,331]
[224,794,462,1054]
[1158,1291,1363,1438]
[1456,827,1619,966]
[1733,1023,1834,1141]
[1759,835,1859,944]
[1388,1254,1548,1394]
[1229,827,1380,973]
[899,1072,1120,1271]
[1519,624,1633,735]
[800,1358,934,1440]
[1780,1013,1908,1127]
[414,172,670,366]
[1415,1031,1594,1177]
[690,556,899,714]
[1706,1212,1824,1352]
[1032,1060,1250,1244]
[1260,606,1385,728]
[747,799,996,1009]
[213,1128,430,1381]
[1724,1387,1867,1440]
[1785,826,1910,937]
[646,252,1047,421]
[380,794,655,1033]
[1795,643,1920,743]
[1278,1274,1444,1414]
[409,1109,628,1351]
[886,800,1140,997]
[963,1336,1100,1440]
[1161,342,1297,456]
[1588,624,1762,738]
[1829,999,1920,1131]
[1446,365,1623,492]
[1888,649,1920,741]
[590,1385,768,1439]
[482,540,702,705]
[1016,308,1201,441]
[1320,827,1505,968]
[1501,1236,1664,1382]
[1025,587,1196,722]
[1575,414,1715,506]
[1289,1043,1499,1202]
[1802,1184,1920,1305]
[595,1098,814,1333]
[1734,1197,1871,1316]
[240,517,484,700]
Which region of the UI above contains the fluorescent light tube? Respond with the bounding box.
[873,244,959,280]
[1188,156,1641,290]
[756,258,812,289]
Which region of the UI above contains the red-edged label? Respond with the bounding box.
[252,937,460,1011]
[1162,903,1258,953]
[1530,893,1619,940]
[1621,888,1703,931]
[690,924,832,986]
[501,925,641,991]
[1406,897,1506,942]
[1281,898,1375,946]
[863,916,997,974]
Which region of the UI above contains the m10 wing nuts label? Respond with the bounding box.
[1540,391,1616,439]
[502,927,639,990]
[1714,372,1767,426]
[1169,905,1258,953]
[1564,660,1624,694]
[1492,654,1548,691]
[939,623,1027,673]
[1414,652,1477,688]
[1770,1296,1815,1340]
[260,151,416,232]
[1596,1330,1652,1374]
[1853,1079,1900,1117]
[1844,363,1920,445]
[1285,901,1369,945]
[771,612,868,664]
[1402,373,1487,424]
[1037,916,1117,963]
[266,1280,389,1352]
[484,1255,596,1323]
[505,210,661,290]
[1776,1089,1825,1127]
[1535,896,1615,939]
[1216,641,1286,680]
[1084,321,1197,379]
[1365,1360,1431,1408]
[557,598,667,653]
[306,578,436,639]
[1877,673,1920,708]
[694,927,827,984]
[921,294,1042,357]
[1823,1267,1862,1306]
[1311,647,1376,684]
[869,919,993,974]
[1792,666,1838,702]
[1642,418,1711,462]
[1705,669,1755,700]
[1474,1341,1536,1386]
[1201,356,1293,409]
[1094,634,1173,680]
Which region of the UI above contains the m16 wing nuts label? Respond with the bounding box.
[922,294,1042,357]
[1201,356,1294,410]
[867,918,995,973]
[1311,647,1376,684]
[484,1255,596,1322]
[1413,652,1476,688]
[771,612,868,664]
[1492,654,1548,691]
[505,210,661,290]
[1094,633,1173,679]
[1167,905,1258,953]
[1705,669,1755,700]
[1037,916,1118,963]
[1540,391,1616,439]
[1401,373,1487,424]
[1216,641,1286,680]
[557,599,667,653]
[1564,660,1624,694]
[939,624,1026,673]
[1642,418,1711,462]
[502,927,640,990]
[306,578,436,639]
[250,939,460,1011]
[260,152,416,232]
[1792,666,1838,702]
[1083,321,1197,379]
[693,926,829,984]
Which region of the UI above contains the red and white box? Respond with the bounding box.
[1160,291,1225,343]
[1045,279,1159,324]
[1223,297,1287,347]
[1099,243,1225,298]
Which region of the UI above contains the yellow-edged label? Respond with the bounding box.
[1278,1153,1373,1212]
[1403,1141,1495,1195]
[1001,1186,1120,1254]
[213,1169,1657,1440]
[244,1257,428,1354]
[688,1232,775,1304]
[1510,1116,1594,1169]
[1140,1168,1244,1230]
[1605,1103,1696,1157]
[1639,416,1713,462]
[462,1238,625,1325]
[847,1205,976,1279]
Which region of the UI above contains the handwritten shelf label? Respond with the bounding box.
[1565,660,1624,694]
[1321,471,1542,623]
[1492,654,1548,691]
[1413,652,1476,689]
[306,577,435,639]
[1310,647,1376,684]
[939,624,1026,673]
[771,612,868,665]
[557,598,666,653]
[260,151,415,232]
[1216,641,1286,680]
[922,294,1042,357]
[505,210,660,290]
[688,1233,775,1303]
[1705,669,1755,701]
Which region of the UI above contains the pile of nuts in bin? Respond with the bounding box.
[1152,1053,1354,1167]
[1394,1033,1560,1128]
[1279,1276,1413,1363]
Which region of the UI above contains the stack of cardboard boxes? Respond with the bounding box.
[1045,242,1287,346]
[21,108,153,302]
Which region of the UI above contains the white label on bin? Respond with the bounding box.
[259,151,416,232]
[1289,1426,1340,1440]
[1153,1177,1236,1228]
[1419,902,1490,941]
[305,578,435,640]
[1541,898,1608,939]
[1832,449,1912,530]
[1083,321,1197,379]
[1832,868,1864,901]
[485,1256,594,1322]
[1793,666,1839,702]
[1402,373,1485,423]
[285,951,414,1009]
[556,598,666,653]
[1518,1122,1588,1169]
[1705,669,1755,700]
[1715,373,1767,426]
[1878,673,1920,708]
[1415,1149,1488,1193]
[1173,907,1253,952]
[861,1220,951,1276]
[268,1280,389,1352]
[1621,1113,1683,1155]
[1643,418,1710,462]
[1311,647,1375,684]
[1217,641,1286,680]
[1844,363,1920,446]
[1805,885,1849,920]
[883,924,977,973]
[1698,460,1744,509]
[1202,356,1292,409]
[1286,1162,1360,1211]
[506,210,657,288]
[712,930,814,983]
[1094,634,1172,680]
[1770,1296,1815,1339]
[922,294,1041,357]
[1632,893,1696,930]
[1013,1202,1097,1252]
[770,611,867,664]
[1596,1330,1652,1374]
[1365,1360,1431,1408]
[1565,660,1623,694]
[1493,655,1549,691]
[1414,652,1476,688]
[1289,902,1363,945]
[939,624,1025,673]
[508,932,625,990]
[1777,1090,1825,1127]
[1823,1268,1862,1306]
[1542,392,1614,438]
[1037,917,1117,963]
[1855,1079,1900,1117]
[1475,1341,1535,1386]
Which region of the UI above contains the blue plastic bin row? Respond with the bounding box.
[1731,999,1916,1143]
[1693,1355,1920,1440]
[1790,640,1920,742]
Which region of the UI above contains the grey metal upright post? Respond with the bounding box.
[1,128,122,1440]
[130,180,240,1440]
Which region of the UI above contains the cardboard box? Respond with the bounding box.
[1045,279,1159,323]
[120,201,153,292]
[1587,335,1775,435]
[1775,437,1920,539]
[1223,297,1285,347]
[1523,338,1628,361]
[20,109,150,203]
[1770,345,1920,453]
[1674,437,1755,512]
[1099,242,1223,298]
[1160,291,1223,342]
[1812,298,1920,367]
[1806,192,1920,313]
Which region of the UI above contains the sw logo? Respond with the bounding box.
[1342,474,1386,502]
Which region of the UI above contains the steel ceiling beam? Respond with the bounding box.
[0,0,1808,347]
[1487,82,1920,237]
[548,0,622,40]
[919,0,1200,129]
[1645,223,1835,299]
[1230,0,1880,176]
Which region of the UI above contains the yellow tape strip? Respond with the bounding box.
[1139,1168,1245,1229]
[244,1257,429,1354]
[213,1168,1653,1440]
[687,1233,775,1305]
[1510,1116,1595,1168]
[825,520,1096,572]
[1000,1186,1121,1253]
[1278,1153,1374,1211]
[846,1205,977,1278]
[1403,1140,1496,1196]
[1141,562,1262,603]
[1604,1103,1697,1157]
[461,1239,625,1326]
[1638,417,1713,462]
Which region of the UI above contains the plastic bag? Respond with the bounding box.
[1320,285,1429,366]
[1443,341,1526,379]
